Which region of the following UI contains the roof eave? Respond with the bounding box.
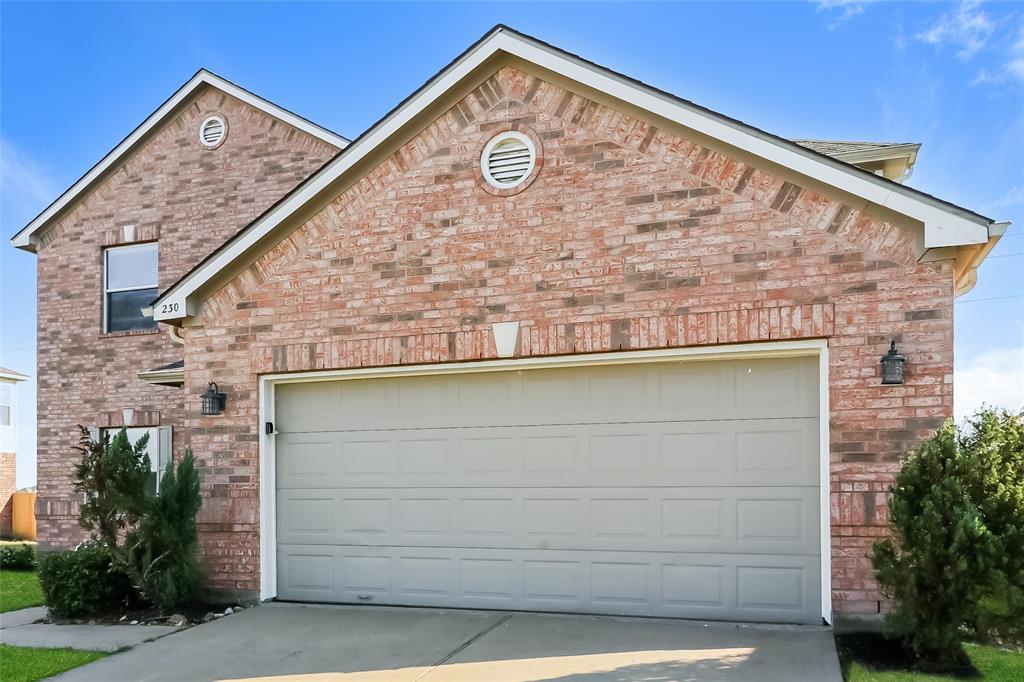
[137,366,185,387]
[828,143,921,165]
[952,221,1011,297]
[144,25,1005,323]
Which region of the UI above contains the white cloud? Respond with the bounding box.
[954,346,1024,422]
[1006,20,1024,83]
[814,0,878,30]
[815,1,1022,86]
[1008,56,1024,81]
[0,137,57,222]
[990,185,1024,208]
[917,0,995,60]
[970,19,1024,86]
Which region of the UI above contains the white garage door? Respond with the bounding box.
[274,356,822,624]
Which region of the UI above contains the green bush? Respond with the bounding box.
[37,543,136,618]
[961,410,1024,644]
[128,451,203,610]
[64,426,205,613]
[872,409,1024,666]
[0,543,35,570]
[73,426,151,550]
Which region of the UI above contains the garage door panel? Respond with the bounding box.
[277,486,818,555]
[274,357,818,434]
[276,544,820,623]
[275,356,823,624]
[276,418,818,489]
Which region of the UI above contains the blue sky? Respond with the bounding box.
[2,1,1022,487]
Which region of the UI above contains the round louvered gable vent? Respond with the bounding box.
[199,115,226,148]
[481,132,536,189]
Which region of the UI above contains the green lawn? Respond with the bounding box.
[0,645,106,682]
[0,570,44,613]
[847,643,1024,681]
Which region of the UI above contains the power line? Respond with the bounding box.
[956,294,1024,304]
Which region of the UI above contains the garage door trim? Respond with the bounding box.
[258,339,832,623]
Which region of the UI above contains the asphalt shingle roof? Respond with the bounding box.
[791,140,917,156]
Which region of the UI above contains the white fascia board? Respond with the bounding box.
[0,370,28,383]
[154,28,994,322]
[495,33,989,248]
[153,35,502,321]
[10,70,348,252]
[209,72,349,149]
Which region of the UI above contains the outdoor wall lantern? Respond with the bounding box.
[201,381,227,416]
[880,341,906,385]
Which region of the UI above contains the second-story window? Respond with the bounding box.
[104,242,158,333]
[0,384,10,426]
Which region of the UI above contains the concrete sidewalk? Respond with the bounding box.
[0,606,177,652]
[0,605,47,629]
[50,602,843,681]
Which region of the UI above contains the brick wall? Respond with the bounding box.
[182,66,954,613]
[0,452,15,538]
[34,86,338,549]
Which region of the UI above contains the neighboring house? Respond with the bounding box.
[0,367,28,537]
[10,26,1007,625]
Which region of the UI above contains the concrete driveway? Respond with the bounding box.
[53,603,842,681]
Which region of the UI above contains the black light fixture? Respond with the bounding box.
[880,341,906,385]
[201,381,226,416]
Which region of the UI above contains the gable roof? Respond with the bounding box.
[794,140,920,182]
[10,69,349,252]
[136,26,1002,320]
[0,367,29,383]
[138,360,184,387]
[794,140,917,157]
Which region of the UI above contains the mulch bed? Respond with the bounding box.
[834,632,980,679]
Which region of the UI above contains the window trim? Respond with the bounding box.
[103,241,159,333]
[98,425,172,494]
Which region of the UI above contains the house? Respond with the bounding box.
[11,26,1007,625]
[0,367,29,538]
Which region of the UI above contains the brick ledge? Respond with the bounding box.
[249,303,834,375]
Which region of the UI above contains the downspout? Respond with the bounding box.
[167,324,185,345]
[142,304,186,344]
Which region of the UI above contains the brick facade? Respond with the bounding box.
[181,66,954,613]
[0,452,15,538]
[32,64,958,617]
[33,86,338,548]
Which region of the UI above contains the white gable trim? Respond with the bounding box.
[152,26,1002,323]
[10,69,348,252]
[505,32,989,247]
